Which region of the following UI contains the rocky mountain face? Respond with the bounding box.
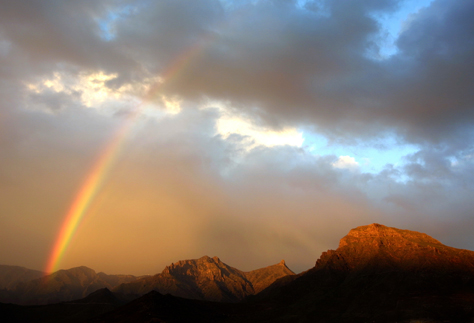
[5,266,138,305]
[316,223,474,272]
[252,223,474,322]
[114,256,294,302]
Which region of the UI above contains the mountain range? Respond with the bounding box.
[2,223,474,322]
[0,266,138,305]
[0,256,293,305]
[113,255,294,302]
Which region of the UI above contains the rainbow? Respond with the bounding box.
[44,36,213,275]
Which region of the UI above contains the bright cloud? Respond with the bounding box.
[161,95,182,115]
[216,114,304,150]
[24,71,161,112]
[332,156,359,170]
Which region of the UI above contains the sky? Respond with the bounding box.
[1,0,474,275]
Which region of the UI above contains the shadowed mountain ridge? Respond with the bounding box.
[0,265,45,290]
[6,266,138,305]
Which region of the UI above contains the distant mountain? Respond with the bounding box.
[113,256,295,302]
[251,223,474,322]
[9,266,138,305]
[0,265,44,290]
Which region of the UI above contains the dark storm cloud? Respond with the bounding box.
[156,0,396,130]
[382,0,474,145]
[114,0,224,70]
[110,0,471,148]
[0,0,137,81]
[3,0,472,147]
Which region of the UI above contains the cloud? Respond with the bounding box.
[3,0,473,147]
[332,155,359,169]
[122,0,472,149]
[215,106,304,151]
[23,69,156,114]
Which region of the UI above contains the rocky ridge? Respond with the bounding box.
[114,256,294,302]
[316,223,474,272]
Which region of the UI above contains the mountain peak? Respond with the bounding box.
[115,256,294,302]
[278,260,291,270]
[338,223,443,249]
[317,223,474,272]
[258,224,474,322]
